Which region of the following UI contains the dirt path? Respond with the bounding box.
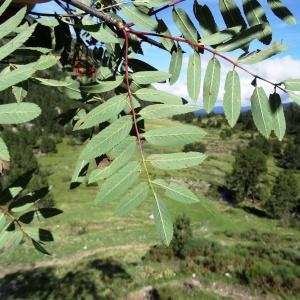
[0,243,151,278]
[125,278,276,300]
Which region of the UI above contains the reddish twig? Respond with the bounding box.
[34,0,287,93]
[122,28,160,204]
[123,29,143,156]
[128,28,287,93]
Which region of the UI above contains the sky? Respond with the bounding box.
[35,0,300,105]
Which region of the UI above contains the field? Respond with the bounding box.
[0,119,299,299]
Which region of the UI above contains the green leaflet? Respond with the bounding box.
[31,239,51,255]
[23,227,54,242]
[153,197,173,246]
[8,187,22,199]
[0,103,41,124]
[88,25,119,43]
[142,125,206,147]
[200,26,242,46]
[0,6,26,40]
[219,0,247,29]
[187,51,201,101]
[250,87,273,138]
[0,137,9,161]
[193,2,218,38]
[34,78,72,87]
[243,0,272,45]
[16,47,51,55]
[0,24,36,61]
[0,64,35,91]
[88,137,137,183]
[132,71,170,85]
[169,46,183,85]
[287,91,300,105]
[109,136,136,159]
[269,92,286,141]
[148,152,207,170]
[216,24,269,52]
[134,88,183,105]
[0,229,23,254]
[10,201,35,213]
[267,0,296,25]
[36,17,59,27]
[139,104,200,120]
[18,208,62,224]
[134,0,170,7]
[0,0,12,17]
[79,116,132,161]
[12,86,27,103]
[60,78,82,100]
[71,160,88,183]
[153,179,199,204]
[172,7,199,42]
[122,6,158,31]
[0,213,6,233]
[223,70,241,127]
[34,54,59,70]
[77,94,127,130]
[157,19,174,52]
[238,42,288,64]
[0,55,58,92]
[284,79,300,91]
[95,161,141,203]
[81,76,123,94]
[203,57,221,113]
[115,182,149,215]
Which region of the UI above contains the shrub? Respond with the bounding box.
[226,147,268,203]
[264,171,299,220]
[40,136,57,154]
[183,142,206,153]
[271,139,282,159]
[170,215,193,258]
[278,140,300,170]
[249,135,272,155]
[219,128,232,139]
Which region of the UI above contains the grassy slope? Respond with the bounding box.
[0,119,299,268]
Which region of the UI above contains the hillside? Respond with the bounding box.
[0,118,299,299]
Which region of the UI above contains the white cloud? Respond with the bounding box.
[156,55,300,107]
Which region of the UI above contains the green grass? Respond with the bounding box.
[1,119,300,300]
[1,118,299,269]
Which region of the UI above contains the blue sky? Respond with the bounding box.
[35,1,300,104]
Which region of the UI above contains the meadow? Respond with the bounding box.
[0,118,299,299]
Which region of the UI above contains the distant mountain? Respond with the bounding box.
[194,101,294,116]
[194,105,251,116]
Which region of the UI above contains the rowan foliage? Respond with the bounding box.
[0,0,299,254]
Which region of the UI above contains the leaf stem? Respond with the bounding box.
[128,28,287,93]
[122,28,160,219]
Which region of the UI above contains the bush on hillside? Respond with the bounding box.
[249,135,272,155]
[219,128,232,139]
[264,171,299,220]
[183,142,206,153]
[170,215,193,259]
[226,147,267,204]
[40,136,57,154]
[278,140,300,170]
